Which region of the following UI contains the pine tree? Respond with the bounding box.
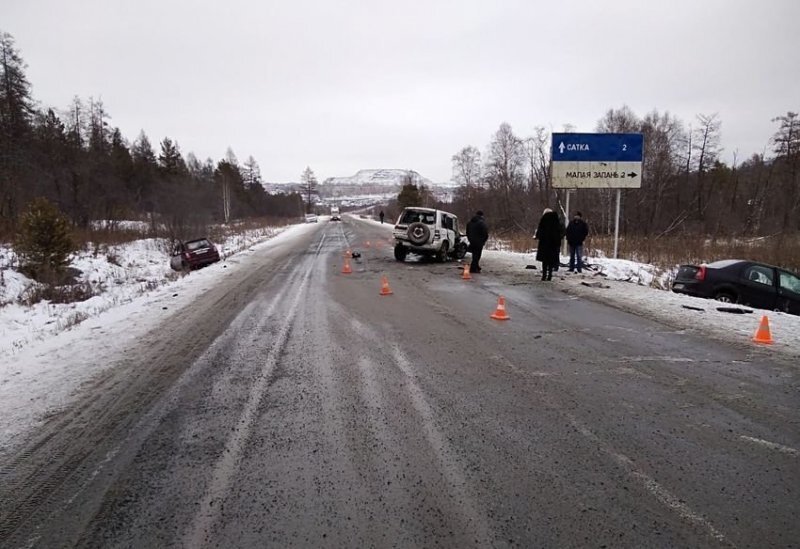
[158,137,187,175]
[0,31,35,221]
[16,197,75,281]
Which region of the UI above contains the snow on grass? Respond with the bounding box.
[0,226,290,362]
[0,222,312,452]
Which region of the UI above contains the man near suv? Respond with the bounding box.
[466,210,489,273]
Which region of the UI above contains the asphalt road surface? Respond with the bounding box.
[2,216,798,548]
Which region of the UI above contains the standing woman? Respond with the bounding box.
[535,208,562,281]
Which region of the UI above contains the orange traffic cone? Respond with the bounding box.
[342,258,352,274]
[461,264,472,280]
[379,275,393,296]
[753,315,773,344]
[345,249,352,258]
[490,296,510,320]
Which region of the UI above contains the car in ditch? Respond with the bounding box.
[305,213,318,223]
[393,207,469,262]
[170,237,221,271]
[672,259,800,315]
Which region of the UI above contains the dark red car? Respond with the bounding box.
[672,259,800,315]
[170,238,221,271]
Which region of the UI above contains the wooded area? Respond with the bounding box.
[444,110,799,242]
[0,31,304,243]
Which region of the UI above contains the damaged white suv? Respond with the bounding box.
[393,207,469,262]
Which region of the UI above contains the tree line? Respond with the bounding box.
[443,109,798,244]
[0,31,304,242]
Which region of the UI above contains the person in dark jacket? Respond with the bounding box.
[535,208,562,281]
[565,211,589,273]
[465,210,489,273]
[379,210,385,224]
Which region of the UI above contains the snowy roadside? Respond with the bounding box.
[360,214,800,360]
[484,249,800,361]
[0,225,287,360]
[0,223,318,451]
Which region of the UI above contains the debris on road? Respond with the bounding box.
[717,306,753,314]
[581,281,610,289]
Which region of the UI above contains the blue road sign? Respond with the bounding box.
[551,133,643,162]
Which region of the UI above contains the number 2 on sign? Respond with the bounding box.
[622,144,627,151]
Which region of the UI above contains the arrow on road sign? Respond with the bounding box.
[558,142,565,154]
[627,172,638,177]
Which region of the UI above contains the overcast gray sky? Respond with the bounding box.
[3,0,798,182]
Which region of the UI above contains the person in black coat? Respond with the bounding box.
[535,208,562,281]
[465,210,489,273]
[565,211,589,273]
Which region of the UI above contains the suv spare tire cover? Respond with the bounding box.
[407,222,430,245]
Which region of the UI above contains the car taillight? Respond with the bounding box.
[183,251,191,259]
[695,265,706,281]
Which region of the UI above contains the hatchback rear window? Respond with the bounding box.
[186,239,211,251]
[707,259,742,269]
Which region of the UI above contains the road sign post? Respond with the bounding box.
[551,133,643,259]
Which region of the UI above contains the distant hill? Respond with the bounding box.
[323,169,431,188]
[264,168,455,206]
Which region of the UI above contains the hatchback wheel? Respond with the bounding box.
[714,291,736,303]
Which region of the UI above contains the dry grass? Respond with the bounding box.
[494,231,800,273]
[70,217,292,249]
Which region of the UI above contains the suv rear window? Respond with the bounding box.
[400,210,436,225]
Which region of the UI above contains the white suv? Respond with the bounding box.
[393,207,469,262]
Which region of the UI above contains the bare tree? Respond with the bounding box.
[771,112,800,231]
[451,145,481,212]
[692,113,722,221]
[639,110,686,236]
[485,122,526,229]
[300,166,318,212]
[524,126,550,195]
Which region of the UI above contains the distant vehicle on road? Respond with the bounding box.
[305,213,318,223]
[393,207,468,262]
[672,259,800,315]
[170,238,221,271]
[330,207,341,221]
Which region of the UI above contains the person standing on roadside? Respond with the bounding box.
[466,210,489,273]
[565,211,589,273]
[379,210,385,224]
[535,208,562,281]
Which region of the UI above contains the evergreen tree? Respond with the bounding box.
[16,197,75,281]
[397,183,421,209]
[158,137,187,175]
[0,31,35,222]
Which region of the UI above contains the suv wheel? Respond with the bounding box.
[437,241,449,262]
[453,242,467,260]
[407,222,430,246]
[394,245,407,262]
